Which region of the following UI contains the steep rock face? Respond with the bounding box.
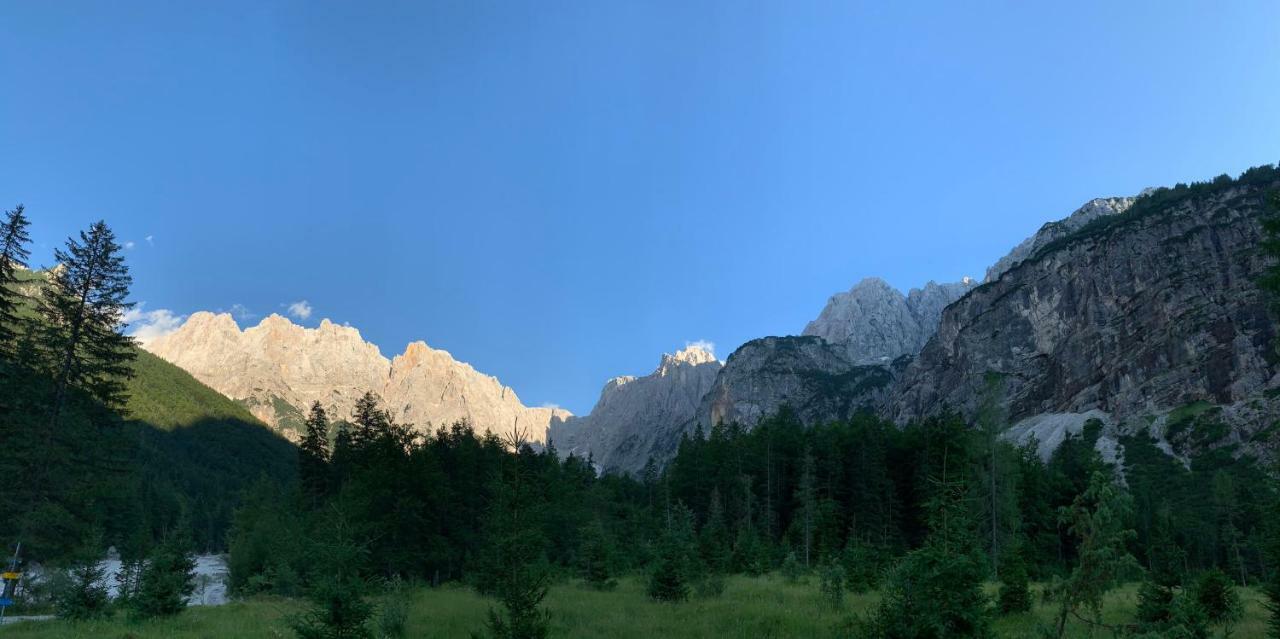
[145,313,569,442]
[984,196,1138,282]
[698,336,895,431]
[892,180,1280,455]
[803,277,975,363]
[548,346,720,474]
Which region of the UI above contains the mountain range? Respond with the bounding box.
[141,165,1280,475]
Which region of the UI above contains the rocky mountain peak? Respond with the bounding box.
[660,345,718,373]
[984,195,1139,282]
[803,276,975,363]
[146,312,566,443]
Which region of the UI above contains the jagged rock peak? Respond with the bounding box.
[546,344,723,474]
[145,311,567,444]
[803,276,975,363]
[659,344,718,372]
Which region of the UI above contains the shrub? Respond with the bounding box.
[781,551,806,584]
[376,576,410,639]
[1189,569,1242,629]
[819,560,846,611]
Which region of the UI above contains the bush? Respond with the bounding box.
[842,537,884,593]
[1189,569,1242,628]
[781,551,806,584]
[694,573,726,599]
[819,560,846,610]
[376,576,410,639]
[996,549,1031,615]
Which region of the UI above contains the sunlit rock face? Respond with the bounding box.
[146,313,569,442]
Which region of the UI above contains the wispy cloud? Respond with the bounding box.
[122,304,186,345]
[684,339,716,356]
[145,235,154,246]
[124,241,136,250]
[287,300,313,320]
[221,303,256,322]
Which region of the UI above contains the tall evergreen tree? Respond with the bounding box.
[36,220,136,427]
[796,447,817,568]
[0,204,32,358]
[475,426,551,639]
[1047,471,1139,639]
[300,401,332,505]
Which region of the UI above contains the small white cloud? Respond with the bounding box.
[123,304,186,346]
[225,303,256,321]
[287,300,313,320]
[684,339,716,356]
[145,235,154,246]
[124,241,136,250]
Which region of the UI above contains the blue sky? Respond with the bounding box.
[2,1,1279,414]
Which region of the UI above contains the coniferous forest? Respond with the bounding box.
[1,189,1280,637]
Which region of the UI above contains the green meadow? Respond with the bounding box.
[1,575,1271,639]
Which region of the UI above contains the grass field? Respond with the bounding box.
[0,575,1271,638]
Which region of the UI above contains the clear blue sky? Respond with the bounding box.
[2,2,1278,414]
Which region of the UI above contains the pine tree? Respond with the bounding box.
[291,508,373,639]
[0,204,32,358]
[796,447,817,568]
[1136,502,1185,627]
[300,401,332,505]
[996,534,1031,614]
[36,220,136,427]
[818,559,846,610]
[1047,471,1140,639]
[579,518,616,590]
[1264,489,1280,639]
[864,451,993,638]
[648,502,699,603]
[475,426,551,639]
[131,532,196,619]
[53,533,110,621]
[699,487,732,574]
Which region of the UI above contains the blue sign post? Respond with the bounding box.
[0,543,21,625]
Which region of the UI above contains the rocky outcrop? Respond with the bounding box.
[548,346,720,474]
[892,176,1280,460]
[698,336,895,431]
[145,313,570,442]
[803,277,975,363]
[984,196,1138,283]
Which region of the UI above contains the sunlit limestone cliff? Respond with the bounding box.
[145,313,570,443]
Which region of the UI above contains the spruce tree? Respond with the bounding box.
[300,401,332,505]
[0,204,32,358]
[579,518,616,590]
[796,448,817,568]
[1047,471,1139,639]
[1136,502,1185,627]
[131,532,196,619]
[37,220,136,426]
[996,534,1031,614]
[1265,493,1280,639]
[699,487,732,574]
[648,502,699,603]
[475,427,551,639]
[863,449,992,638]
